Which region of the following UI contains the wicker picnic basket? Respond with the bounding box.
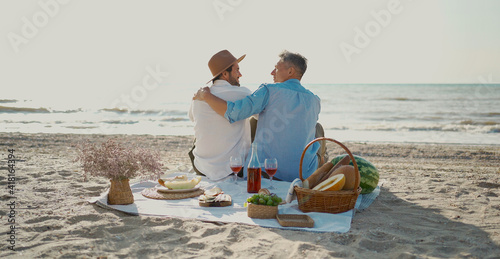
[294,137,362,214]
[247,203,278,219]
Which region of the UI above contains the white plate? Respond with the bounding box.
[155,184,200,193]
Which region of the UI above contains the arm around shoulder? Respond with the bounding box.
[193,87,228,118]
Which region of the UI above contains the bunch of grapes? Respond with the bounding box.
[246,193,282,206]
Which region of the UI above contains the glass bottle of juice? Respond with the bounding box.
[247,142,261,193]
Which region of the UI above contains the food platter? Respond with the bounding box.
[199,198,232,207]
[155,184,200,193]
[198,187,232,207]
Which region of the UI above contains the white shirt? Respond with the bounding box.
[189,80,252,180]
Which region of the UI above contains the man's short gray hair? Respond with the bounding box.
[279,50,307,77]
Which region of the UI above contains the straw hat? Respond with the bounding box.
[207,50,246,84]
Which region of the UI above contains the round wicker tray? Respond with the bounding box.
[141,187,204,200]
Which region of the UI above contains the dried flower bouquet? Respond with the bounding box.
[77,138,163,181]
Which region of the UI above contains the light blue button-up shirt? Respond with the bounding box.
[224,79,321,182]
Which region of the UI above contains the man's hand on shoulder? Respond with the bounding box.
[193,86,228,118]
[193,87,211,101]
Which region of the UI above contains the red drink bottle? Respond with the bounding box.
[247,143,261,193]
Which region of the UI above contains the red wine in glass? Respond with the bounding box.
[264,158,278,189]
[230,165,243,173]
[265,168,277,177]
[229,155,243,183]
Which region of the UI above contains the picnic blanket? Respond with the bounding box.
[90,173,380,233]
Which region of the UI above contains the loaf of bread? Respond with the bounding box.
[317,155,350,184]
[303,161,334,189]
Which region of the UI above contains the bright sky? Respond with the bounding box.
[1,0,499,107]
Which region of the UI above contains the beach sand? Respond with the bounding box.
[1,132,499,258]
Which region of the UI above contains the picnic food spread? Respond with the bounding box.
[139,138,379,227]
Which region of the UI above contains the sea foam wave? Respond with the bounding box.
[0,105,83,114]
[100,107,186,116]
[0,99,17,103]
[0,105,50,113]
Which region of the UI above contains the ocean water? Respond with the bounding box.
[2,84,499,145]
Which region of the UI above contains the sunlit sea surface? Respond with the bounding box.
[2,84,499,145]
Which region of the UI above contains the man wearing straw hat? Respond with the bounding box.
[188,50,253,181]
[194,50,323,182]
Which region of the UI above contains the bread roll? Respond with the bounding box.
[303,161,334,189]
[317,155,350,184]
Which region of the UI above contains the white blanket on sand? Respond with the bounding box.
[90,173,380,233]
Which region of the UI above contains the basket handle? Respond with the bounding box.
[299,137,360,190]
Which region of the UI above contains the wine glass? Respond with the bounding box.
[264,158,278,189]
[229,155,243,184]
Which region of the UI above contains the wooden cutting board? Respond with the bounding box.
[199,195,232,207]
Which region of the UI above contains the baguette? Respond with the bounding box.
[303,161,334,189]
[317,155,350,184]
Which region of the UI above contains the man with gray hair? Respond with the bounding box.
[194,50,322,182]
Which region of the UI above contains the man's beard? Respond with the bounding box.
[227,74,240,86]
